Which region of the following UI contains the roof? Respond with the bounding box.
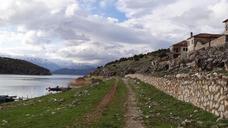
[223,19,228,23]
[188,33,222,39]
[172,40,187,47]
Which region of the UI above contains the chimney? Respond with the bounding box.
[190,32,193,37]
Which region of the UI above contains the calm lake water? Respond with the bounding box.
[0,75,80,98]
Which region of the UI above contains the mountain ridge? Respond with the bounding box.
[0,57,51,75]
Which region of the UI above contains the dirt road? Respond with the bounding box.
[124,79,144,128]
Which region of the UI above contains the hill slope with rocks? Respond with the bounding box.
[0,57,51,75]
[91,49,170,77]
[91,47,228,77]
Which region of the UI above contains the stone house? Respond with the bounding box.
[169,40,188,59]
[186,33,222,53]
[210,19,228,48]
[224,19,228,35]
[170,19,228,58]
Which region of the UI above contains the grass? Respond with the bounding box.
[0,79,114,128]
[71,78,128,128]
[130,79,228,128]
[2,77,227,128]
[93,79,127,128]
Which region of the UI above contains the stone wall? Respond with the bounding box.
[126,74,228,118]
[194,41,210,51]
[211,36,226,48]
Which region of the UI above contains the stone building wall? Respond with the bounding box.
[210,36,226,48]
[126,74,228,118]
[194,41,210,51]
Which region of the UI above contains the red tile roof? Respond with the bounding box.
[194,33,222,38]
[188,33,222,39]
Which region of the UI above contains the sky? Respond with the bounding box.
[0,0,227,66]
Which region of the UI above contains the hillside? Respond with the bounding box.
[91,47,228,77]
[53,68,95,75]
[0,57,51,75]
[91,49,170,77]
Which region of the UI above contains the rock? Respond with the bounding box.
[196,121,203,125]
[181,119,192,126]
[176,73,189,78]
[216,117,223,122]
[1,120,8,124]
[156,113,160,116]
[144,115,150,119]
[193,110,198,113]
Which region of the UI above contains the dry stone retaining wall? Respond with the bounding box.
[126,74,228,118]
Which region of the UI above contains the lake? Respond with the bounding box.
[0,75,80,98]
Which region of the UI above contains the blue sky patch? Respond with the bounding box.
[80,0,127,22]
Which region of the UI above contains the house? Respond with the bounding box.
[169,40,188,59]
[210,19,228,48]
[170,18,228,58]
[224,19,228,34]
[186,33,222,53]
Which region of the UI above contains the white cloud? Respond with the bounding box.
[0,0,228,67]
[117,0,228,42]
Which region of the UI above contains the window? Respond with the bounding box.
[226,24,228,31]
[174,48,179,52]
[183,48,188,51]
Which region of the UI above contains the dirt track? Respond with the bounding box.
[83,82,117,124]
[124,79,144,128]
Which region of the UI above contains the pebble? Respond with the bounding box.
[1,120,8,125]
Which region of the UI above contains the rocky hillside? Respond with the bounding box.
[0,57,51,75]
[91,49,170,77]
[91,47,228,77]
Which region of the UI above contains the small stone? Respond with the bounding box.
[216,117,223,122]
[145,115,150,119]
[194,110,198,113]
[2,120,8,124]
[197,121,203,125]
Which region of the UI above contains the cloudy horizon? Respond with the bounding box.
[0,0,227,68]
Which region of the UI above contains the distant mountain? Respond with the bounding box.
[53,68,96,75]
[0,55,97,74]
[20,57,96,72]
[20,57,62,71]
[0,57,51,75]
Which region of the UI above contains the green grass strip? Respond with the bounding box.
[93,79,127,128]
[131,79,228,128]
[0,79,114,128]
[71,78,127,128]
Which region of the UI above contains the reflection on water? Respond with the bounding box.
[0,75,80,98]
